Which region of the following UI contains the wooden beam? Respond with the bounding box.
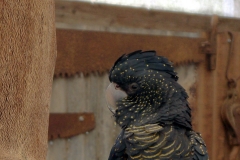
[55,1,240,34]
[55,29,205,76]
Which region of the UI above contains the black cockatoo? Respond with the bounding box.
[105,50,208,160]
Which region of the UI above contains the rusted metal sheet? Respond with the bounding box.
[48,113,95,140]
[55,29,206,77]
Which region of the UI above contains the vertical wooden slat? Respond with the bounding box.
[212,33,229,160]
[196,35,221,160]
[196,60,214,157]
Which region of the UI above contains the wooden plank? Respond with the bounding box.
[211,32,231,160]
[196,60,214,158]
[55,1,240,33]
[55,29,206,76]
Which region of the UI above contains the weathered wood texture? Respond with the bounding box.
[55,1,240,34]
[196,32,240,160]
[55,29,205,76]
[48,66,197,160]
[48,74,120,160]
[51,31,240,160]
[50,1,240,159]
[0,0,56,159]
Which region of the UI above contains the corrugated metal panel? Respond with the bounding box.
[47,73,120,160]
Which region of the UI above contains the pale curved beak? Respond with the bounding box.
[105,83,127,114]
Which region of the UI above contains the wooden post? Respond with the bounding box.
[0,1,56,159]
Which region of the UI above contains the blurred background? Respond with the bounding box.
[48,0,240,160]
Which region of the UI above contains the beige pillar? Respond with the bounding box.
[0,1,56,159]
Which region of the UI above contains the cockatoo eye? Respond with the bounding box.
[125,83,140,96]
[129,83,139,90]
[114,84,121,89]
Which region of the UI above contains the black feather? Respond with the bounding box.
[108,50,208,159]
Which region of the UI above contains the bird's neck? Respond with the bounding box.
[115,83,192,129]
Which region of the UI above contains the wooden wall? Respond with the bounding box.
[47,66,197,160]
[48,1,240,159]
[48,73,118,160]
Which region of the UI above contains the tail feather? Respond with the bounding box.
[187,131,209,160]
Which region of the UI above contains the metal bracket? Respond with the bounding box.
[48,113,95,140]
[201,15,219,70]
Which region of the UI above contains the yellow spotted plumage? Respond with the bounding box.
[108,50,208,160]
